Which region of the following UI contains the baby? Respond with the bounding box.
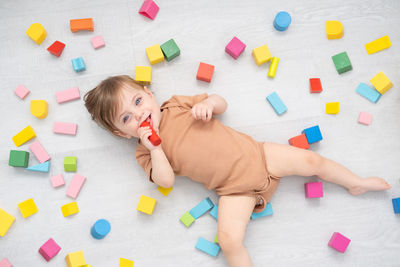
[84,75,391,267]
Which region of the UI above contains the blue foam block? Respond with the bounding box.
[392,198,400,214]
[71,57,86,72]
[273,11,292,31]
[195,237,220,257]
[302,125,323,144]
[266,92,287,115]
[251,202,273,220]
[26,161,50,172]
[189,197,214,219]
[356,82,381,103]
[91,219,111,239]
[209,205,218,220]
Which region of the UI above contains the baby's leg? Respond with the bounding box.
[218,195,256,267]
[263,142,391,195]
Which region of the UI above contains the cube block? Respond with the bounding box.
[91,35,105,49]
[12,125,36,147]
[225,36,246,59]
[51,174,65,188]
[145,44,164,65]
[91,219,111,239]
[30,100,48,119]
[288,134,309,149]
[302,125,323,144]
[370,71,393,95]
[332,52,352,74]
[47,41,65,57]
[53,122,78,135]
[139,0,159,20]
[18,198,38,218]
[252,44,272,66]
[71,57,86,72]
[39,238,61,261]
[26,23,46,45]
[14,85,30,99]
[267,57,279,78]
[26,161,50,173]
[189,197,214,219]
[305,182,323,198]
[29,140,50,163]
[180,211,195,227]
[310,78,323,93]
[365,35,391,55]
[358,112,372,125]
[0,208,15,237]
[266,92,287,115]
[137,195,156,215]
[328,232,351,253]
[160,39,180,61]
[157,186,172,196]
[66,174,86,199]
[195,237,220,257]
[356,82,381,103]
[0,258,12,267]
[65,250,86,267]
[325,102,339,114]
[9,150,29,167]
[209,205,218,220]
[251,202,273,220]
[274,11,291,31]
[120,258,134,267]
[70,18,94,32]
[56,87,80,104]
[64,157,77,172]
[326,21,343,39]
[61,202,79,217]
[196,62,214,83]
[135,66,152,84]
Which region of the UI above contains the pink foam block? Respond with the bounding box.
[53,122,77,135]
[91,35,105,49]
[358,112,372,125]
[14,84,30,99]
[305,182,323,198]
[139,0,159,20]
[38,238,61,261]
[0,258,12,267]
[56,87,80,104]
[50,174,65,188]
[225,36,246,59]
[29,140,50,163]
[328,232,351,253]
[66,174,86,199]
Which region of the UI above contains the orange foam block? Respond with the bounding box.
[289,134,309,149]
[66,174,86,199]
[56,87,80,103]
[70,18,94,32]
[196,62,215,82]
[53,122,77,135]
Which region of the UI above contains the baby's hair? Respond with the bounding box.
[84,75,146,134]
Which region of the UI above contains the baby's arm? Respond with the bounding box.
[192,94,228,121]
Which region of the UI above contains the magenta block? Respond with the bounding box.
[328,232,351,253]
[225,36,246,59]
[66,174,86,199]
[0,258,12,267]
[50,174,65,188]
[39,238,61,261]
[14,84,30,99]
[139,0,159,20]
[91,35,105,49]
[305,182,323,198]
[358,112,372,125]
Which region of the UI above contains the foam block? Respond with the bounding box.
[356,82,381,103]
[189,197,214,219]
[26,161,50,173]
[139,0,159,20]
[14,85,30,99]
[145,44,164,65]
[120,258,134,267]
[61,202,79,217]
[30,100,48,119]
[365,35,391,55]
[209,205,218,220]
[332,52,352,74]
[358,112,372,125]
[266,92,287,115]
[214,234,218,243]
[157,186,172,196]
[51,174,65,188]
[268,57,279,78]
[252,44,272,66]
[0,208,15,237]
[91,35,105,49]
[29,140,50,163]
[71,57,86,72]
[288,134,309,149]
[18,198,38,218]
[65,250,86,267]
[66,174,86,199]
[91,219,111,239]
[0,258,12,267]
[12,125,36,147]
[70,18,94,32]
[26,23,46,45]
[325,102,339,114]
[273,11,292,31]
[392,198,400,214]
[64,156,77,172]
[251,202,273,220]
[310,78,323,93]
[39,238,61,261]
[140,121,161,146]
[302,125,322,144]
[9,150,29,167]
[305,182,323,198]
[370,71,393,95]
[225,36,246,59]
[326,21,343,39]
[53,122,78,135]
[328,232,351,253]
[47,41,65,57]
[196,62,215,82]
[160,38,180,61]
[56,87,80,103]
[135,66,152,84]
[137,195,156,215]
[195,237,220,257]
[180,211,195,227]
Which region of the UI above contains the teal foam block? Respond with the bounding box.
[209,205,218,220]
[356,82,381,103]
[71,57,86,72]
[195,237,220,257]
[266,92,287,115]
[26,161,50,172]
[189,197,214,219]
[251,202,273,220]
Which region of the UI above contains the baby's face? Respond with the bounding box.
[113,85,161,139]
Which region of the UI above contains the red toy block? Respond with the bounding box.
[289,134,309,149]
[196,62,215,83]
[140,121,161,146]
[47,41,65,57]
[310,78,322,93]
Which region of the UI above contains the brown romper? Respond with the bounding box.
[135,93,281,212]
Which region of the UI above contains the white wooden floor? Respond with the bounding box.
[1,0,400,266]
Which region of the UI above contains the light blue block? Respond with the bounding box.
[71,57,86,72]
[251,203,273,220]
[195,237,220,257]
[302,125,323,144]
[209,205,218,220]
[392,198,400,214]
[356,82,381,103]
[266,92,287,115]
[26,161,50,172]
[273,11,292,31]
[189,197,214,219]
[91,219,111,239]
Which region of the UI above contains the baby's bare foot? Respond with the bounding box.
[349,177,391,196]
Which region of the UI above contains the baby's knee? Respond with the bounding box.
[218,230,243,252]
[305,151,324,170]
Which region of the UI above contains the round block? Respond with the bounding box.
[90,219,111,239]
[273,11,291,31]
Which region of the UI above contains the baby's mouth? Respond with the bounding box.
[145,114,153,128]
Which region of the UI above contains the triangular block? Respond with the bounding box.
[26,161,50,172]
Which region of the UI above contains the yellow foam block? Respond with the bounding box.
[370,71,393,94]
[136,195,156,215]
[252,45,272,66]
[120,258,134,267]
[157,186,173,196]
[12,125,36,147]
[365,35,391,55]
[325,102,339,114]
[30,100,48,119]
[145,44,164,65]
[26,23,47,45]
[267,57,279,78]
[65,250,86,267]
[135,66,152,84]
[18,198,38,218]
[61,202,79,217]
[326,21,343,39]
[0,208,15,237]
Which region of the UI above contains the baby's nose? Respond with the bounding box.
[134,109,144,121]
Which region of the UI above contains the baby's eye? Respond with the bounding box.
[123,115,130,123]
[135,97,142,105]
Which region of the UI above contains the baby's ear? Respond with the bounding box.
[112,130,131,139]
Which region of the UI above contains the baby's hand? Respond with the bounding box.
[192,101,213,122]
[138,126,158,151]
